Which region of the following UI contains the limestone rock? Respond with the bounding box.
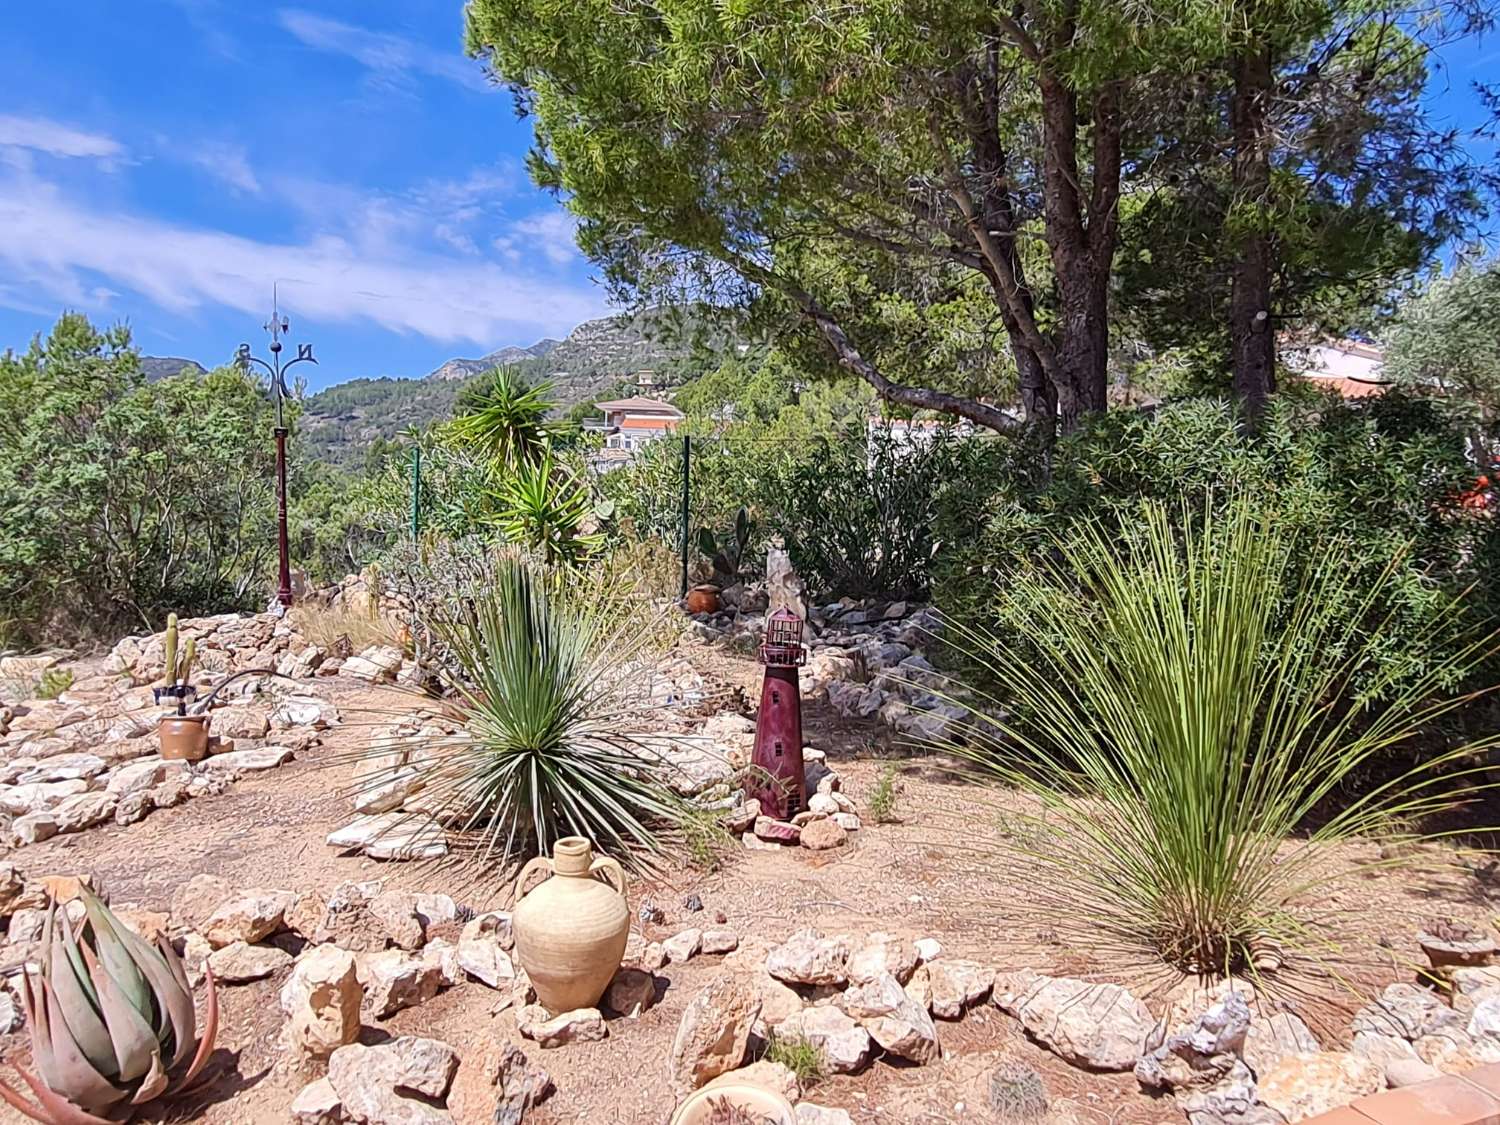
[996,974,1153,1072]
[860,990,941,1065]
[670,974,761,1089]
[472,1042,555,1125]
[0,780,89,816]
[202,890,295,948]
[1451,966,1500,1015]
[767,929,851,986]
[281,944,363,1059]
[357,948,445,1019]
[212,705,270,740]
[171,874,232,931]
[927,958,992,1019]
[326,813,447,860]
[50,792,118,833]
[702,929,739,955]
[517,1004,607,1048]
[273,695,340,730]
[206,940,292,983]
[1256,1051,1382,1123]
[778,1005,871,1074]
[341,645,404,683]
[11,811,58,845]
[665,927,703,964]
[327,1037,458,1125]
[200,746,293,772]
[1350,982,1460,1041]
[605,968,658,1017]
[290,1078,345,1125]
[15,753,106,785]
[799,818,848,851]
[457,919,517,989]
[1244,1012,1320,1078]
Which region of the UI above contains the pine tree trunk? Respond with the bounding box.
[1230,43,1277,422]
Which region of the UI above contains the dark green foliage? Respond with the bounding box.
[300,375,474,471]
[0,315,281,645]
[770,424,1006,602]
[935,391,1500,707]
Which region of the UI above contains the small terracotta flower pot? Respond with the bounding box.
[685,585,721,615]
[670,1084,796,1125]
[159,714,210,762]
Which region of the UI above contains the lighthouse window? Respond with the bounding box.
[774,740,784,757]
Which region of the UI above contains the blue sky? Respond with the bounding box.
[0,1,609,389]
[0,3,1493,391]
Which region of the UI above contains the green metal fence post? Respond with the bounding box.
[410,446,422,541]
[680,433,690,598]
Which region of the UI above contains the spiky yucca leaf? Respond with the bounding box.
[930,496,1498,984]
[344,552,695,881]
[0,890,217,1124]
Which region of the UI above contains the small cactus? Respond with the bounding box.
[988,1058,1049,1122]
[161,612,178,687]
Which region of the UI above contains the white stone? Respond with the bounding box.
[517,1004,607,1048]
[0,779,88,815]
[766,929,852,986]
[273,694,340,730]
[50,792,117,833]
[778,1005,871,1074]
[796,1107,854,1125]
[994,973,1152,1071]
[914,937,942,963]
[14,753,106,785]
[927,958,992,1019]
[207,941,292,983]
[289,1078,344,1125]
[203,890,295,947]
[327,1037,457,1125]
[357,948,445,1018]
[664,928,703,964]
[1257,1051,1383,1123]
[281,944,363,1059]
[200,746,293,772]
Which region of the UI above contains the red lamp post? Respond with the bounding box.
[236,291,317,609]
[750,607,808,819]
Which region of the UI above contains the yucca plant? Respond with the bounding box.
[446,367,555,473]
[931,495,1497,985]
[493,452,603,566]
[348,552,692,879]
[0,890,217,1124]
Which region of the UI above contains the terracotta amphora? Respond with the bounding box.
[511,837,629,1013]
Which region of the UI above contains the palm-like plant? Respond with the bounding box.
[933,496,1496,983]
[447,368,554,473]
[354,553,690,878]
[493,451,602,565]
[0,890,218,1124]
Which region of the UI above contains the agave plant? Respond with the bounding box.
[931,495,1498,986]
[0,890,217,1124]
[346,551,692,879]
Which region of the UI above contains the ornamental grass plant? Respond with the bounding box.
[931,496,1498,986]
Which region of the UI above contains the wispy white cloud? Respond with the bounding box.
[186,142,261,194]
[495,211,580,266]
[0,114,124,161]
[276,10,488,93]
[0,168,606,345]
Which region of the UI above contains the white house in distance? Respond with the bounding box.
[585,395,684,468]
[1285,338,1389,399]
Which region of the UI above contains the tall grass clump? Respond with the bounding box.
[936,495,1497,983]
[350,551,691,880]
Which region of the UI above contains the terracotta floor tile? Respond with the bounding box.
[1352,1076,1500,1125]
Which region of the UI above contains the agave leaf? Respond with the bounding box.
[0,1071,54,1124]
[9,1063,120,1125]
[47,914,115,1081]
[128,1050,169,1106]
[102,923,194,1068]
[36,971,130,1114]
[79,892,152,1021]
[79,941,160,1085]
[166,966,218,1096]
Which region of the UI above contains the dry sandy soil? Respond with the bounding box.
[2,642,1497,1125]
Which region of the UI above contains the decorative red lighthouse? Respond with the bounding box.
[750,606,808,819]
